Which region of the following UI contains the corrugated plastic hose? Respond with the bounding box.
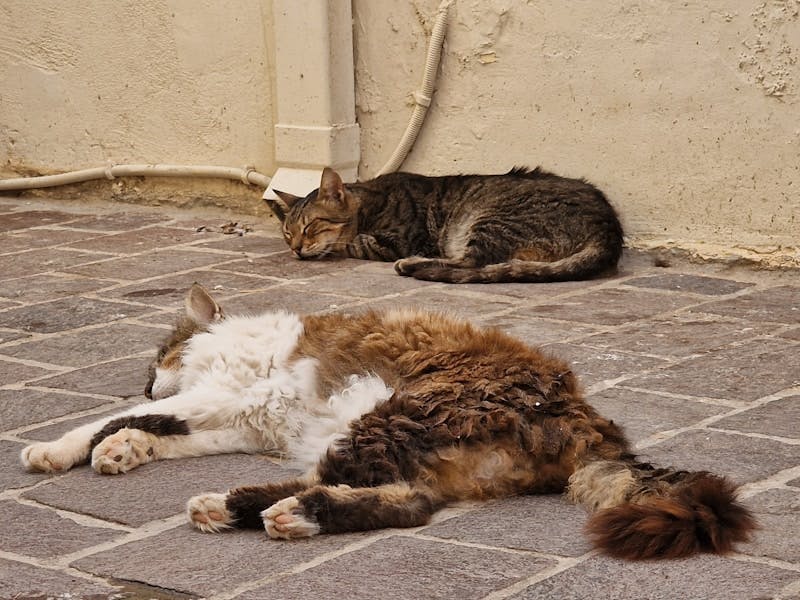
[376,0,453,176]
[0,163,270,192]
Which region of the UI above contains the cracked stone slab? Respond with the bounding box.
[0,210,80,232]
[0,358,60,384]
[237,536,556,600]
[0,228,107,253]
[641,429,800,484]
[510,553,797,599]
[421,494,591,557]
[0,499,120,559]
[24,454,302,527]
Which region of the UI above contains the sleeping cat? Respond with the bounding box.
[20,284,754,560]
[268,166,623,283]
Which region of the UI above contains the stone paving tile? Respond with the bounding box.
[473,313,601,346]
[589,387,728,444]
[0,358,60,385]
[238,536,556,600]
[744,488,800,563]
[694,285,800,324]
[0,210,79,232]
[0,327,30,343]
[34,355,152,397]
[625,338,800,401]
[292,264,437,298]
[66,226,212,253]
[511,553,798,600]
[101,270,278,309]
[0,558,123,600]
[64,211,166,231]
[0,248,103,281]
[0,296,151,333]
[221,287,355,315]
[540,342,670,387]
[621,272,755,295]
[780,326,800,341]
[0,273,117,303]
[24,454,300,527]
[641,430,800,484]
[21,400,139,441]
[0,227,107,252]
[64,249,233,280]
[192,233,288,254]
[578,313,776,358]
[0,440,50,490]
[713,396,800,439]
[0,388,112,432]
[421,495,591,557]
[367,287,519,317]
[528,287,700,325]
[0,322,163,368]
[216,253,363,279]
[0,499,120,558]
[73,526,376,598]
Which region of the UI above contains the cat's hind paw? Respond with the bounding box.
[91,428,156,475]
[187,493,234,533]
[21,441,79,473]
[263,496,320,539]
[393,256,432,276]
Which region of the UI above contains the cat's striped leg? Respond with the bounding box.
[263,482,445,539]
[187,477,315,532]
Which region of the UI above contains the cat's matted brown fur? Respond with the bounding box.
[268,166,624,283]
[22,285,756,560]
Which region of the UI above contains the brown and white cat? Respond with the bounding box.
[21,285,755,559]
[268,167,624,283]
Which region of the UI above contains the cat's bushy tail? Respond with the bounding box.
[567,459,756,560]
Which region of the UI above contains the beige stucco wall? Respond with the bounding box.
[1,1,797,263]
[0,0,275,208]
[354,0,799,264]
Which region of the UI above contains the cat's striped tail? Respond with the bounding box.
[566,459,757,560]
[394,240,621,284]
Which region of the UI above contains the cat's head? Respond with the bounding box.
[144,283,224,400]
[266,167,358,259]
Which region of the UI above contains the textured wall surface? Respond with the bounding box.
[0,1,275,183]
[354,0,799,262]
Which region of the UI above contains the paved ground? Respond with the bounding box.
[0,195,798,600]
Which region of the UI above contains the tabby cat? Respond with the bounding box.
[21,284,754,559]
[268,167,623,283]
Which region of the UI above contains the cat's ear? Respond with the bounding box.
[185,283,224,326]
[318,167,345,205]
[266,190,301,223]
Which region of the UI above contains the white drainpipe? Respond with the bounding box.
[265,0,360,200]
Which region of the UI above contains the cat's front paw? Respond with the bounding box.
[91,428,156,475]
[263,496,320,539]
[187,493,234,533]
[21,442,77,473]
[394,256,431,276]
